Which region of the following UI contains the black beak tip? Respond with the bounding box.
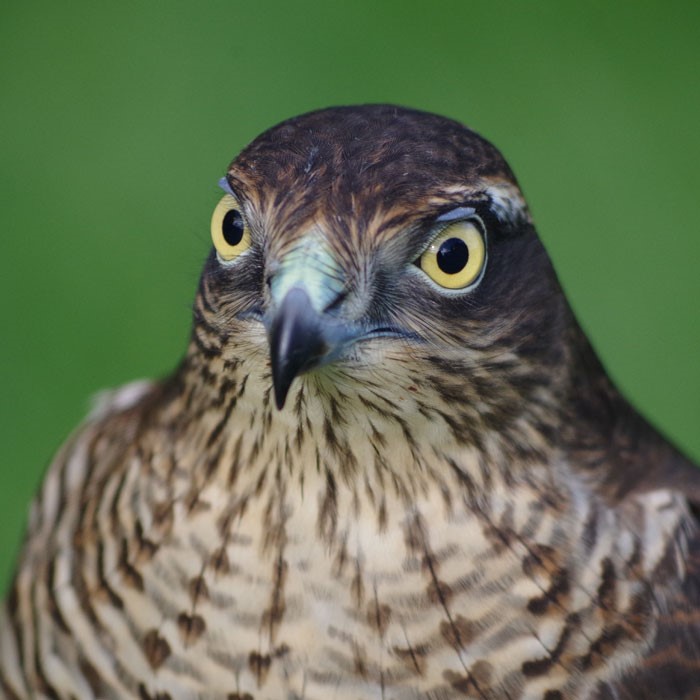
[268,288,328,411]
[272,368,292,410]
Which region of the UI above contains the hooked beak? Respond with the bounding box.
[263,234,414,409]
[267,288,331,409]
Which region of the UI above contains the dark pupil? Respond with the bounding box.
[436,237,469,274]
[222,209,245,246]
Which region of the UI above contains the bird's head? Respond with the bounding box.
[193,105,576,453]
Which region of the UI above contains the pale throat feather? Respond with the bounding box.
[100,339,687,698]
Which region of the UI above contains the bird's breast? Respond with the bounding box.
[6,379,689,700]
[110,441,676,700]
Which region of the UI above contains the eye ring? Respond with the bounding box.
[416,219,486,292]
[211,194,252,262]
[417,220,486,290]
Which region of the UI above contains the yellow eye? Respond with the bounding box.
[211,194,252,262]
[418,221,486,290]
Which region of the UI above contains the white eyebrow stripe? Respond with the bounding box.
[483,182,531,224]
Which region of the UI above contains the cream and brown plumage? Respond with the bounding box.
[1,105,699,699]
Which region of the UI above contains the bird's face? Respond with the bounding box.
[194,106,570,451]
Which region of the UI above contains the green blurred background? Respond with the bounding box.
[1,2,698,590]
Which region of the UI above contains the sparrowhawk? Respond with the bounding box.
[2,105,699,699]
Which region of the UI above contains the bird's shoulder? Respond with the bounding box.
[22,379,162,542]
[86,378,156,423]
[595,528,700,699]
[602,422,700,698]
